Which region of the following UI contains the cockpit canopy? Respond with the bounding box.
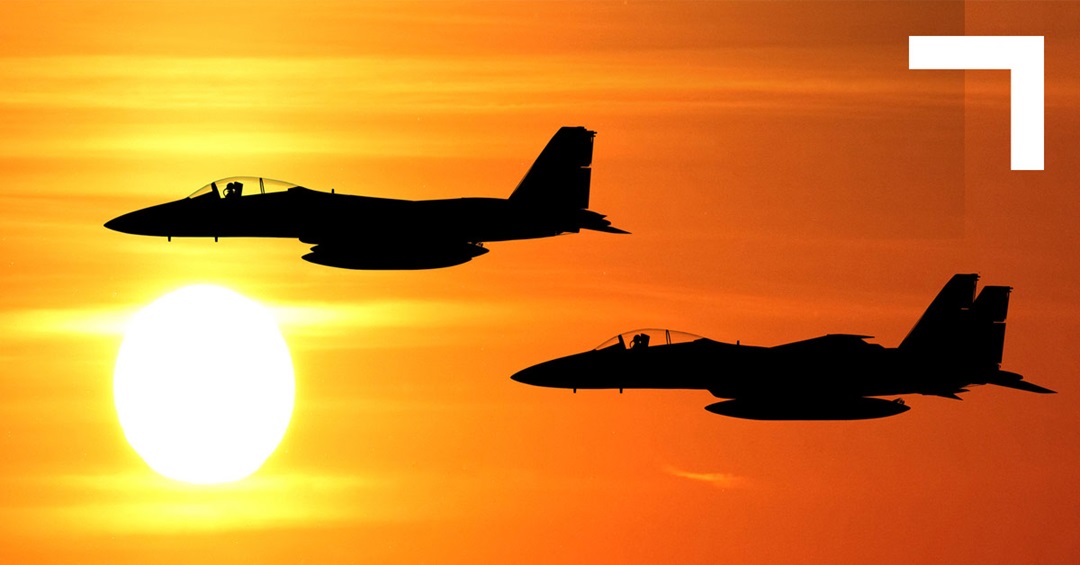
[593,328,704,351]
[187,177,300,200]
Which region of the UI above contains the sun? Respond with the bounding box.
[114,284,295,484]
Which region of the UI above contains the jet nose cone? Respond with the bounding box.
[105,212,134,233]
[511,355,589,389]
[105,208,160,235]
[511,363,553,386]
[510,368,533,385]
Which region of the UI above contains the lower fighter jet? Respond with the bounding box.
[511,274,1055,420]
[104,127,626,269]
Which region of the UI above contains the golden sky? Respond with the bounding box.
[2,1,1079,563]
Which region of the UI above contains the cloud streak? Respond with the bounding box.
[665,466,745,489]
[0,297,529,348]
[3,470,392,536]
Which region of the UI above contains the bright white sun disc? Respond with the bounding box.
[114,285,295,484]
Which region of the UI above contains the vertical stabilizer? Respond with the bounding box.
[971,285,1010,323]
[898,274,1052,394]
[898,274,978,353]
[899,275,1015,369]
[509,127,595,209]
[969,285,1011,365]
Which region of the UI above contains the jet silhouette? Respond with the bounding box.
[105,127,627,269]
[512,274,1055,420]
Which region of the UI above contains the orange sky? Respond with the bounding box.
[2,1,1079,563]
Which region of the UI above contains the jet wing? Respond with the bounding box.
[770,334,877,354]
[286,189,491,269]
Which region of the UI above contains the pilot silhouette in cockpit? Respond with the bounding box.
[631,333,650,349]
[223,181,244,199]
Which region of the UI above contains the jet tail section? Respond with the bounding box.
[899,273,978,355]
[898,274,1051,394]
[510,127,595,210]
[900,274,1011,364]
[972,285,1010,323]
[969,285,1010,365]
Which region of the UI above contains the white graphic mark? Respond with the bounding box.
[909,36,1044,171]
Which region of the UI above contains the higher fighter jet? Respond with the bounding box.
[511,274,1055,420]
[105,127,626,269]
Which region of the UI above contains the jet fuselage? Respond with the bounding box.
[511,335,983,399]
[106,188,604,243]
[105,127,626,270]
[511,275,1055,420]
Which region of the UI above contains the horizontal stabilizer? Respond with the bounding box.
[986,371,1056,394]
[590,225,631,234]
[576,209,630,234]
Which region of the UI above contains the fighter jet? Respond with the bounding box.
[511,274,1055,420]
[104,127,626,269]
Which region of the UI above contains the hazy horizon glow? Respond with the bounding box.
[2,1,1080,564]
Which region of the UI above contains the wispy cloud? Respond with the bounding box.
[271,299,521,333]
[0,49,961,160]
[665,466,745,489]
[0,306,137,337]
[0,297,529,352]
[0,54,921,112]
[3,470,392,536]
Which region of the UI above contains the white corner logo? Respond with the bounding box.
[909,36,1044,171]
